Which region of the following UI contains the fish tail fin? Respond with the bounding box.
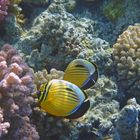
[65,99,90,119]
[92,62,99,81]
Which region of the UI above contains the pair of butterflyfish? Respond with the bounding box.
[35,59,98,119]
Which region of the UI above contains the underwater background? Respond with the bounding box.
[0,0,140,139]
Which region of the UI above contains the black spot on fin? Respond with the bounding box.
[81,62,99,90]
[81,76,94,90]
[92,63,99,83]
[65,100,90,119]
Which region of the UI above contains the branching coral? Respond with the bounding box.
[113,24,140,99]
[0,0,9,21]
[0,44,39,139]
[0,107,10,137]
[34,68,64,88]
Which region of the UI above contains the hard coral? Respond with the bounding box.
[0,107,10,137]
[34,68,64,88]
[0,44,39,139]
[15,1,96,71]
[115,103,139,140]
[113,24,140,98]
[0,0,9,21]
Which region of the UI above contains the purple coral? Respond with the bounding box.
[0,0,9,21]
[0,107,10,137]
[0,44,39,139]
[0,44,34,94]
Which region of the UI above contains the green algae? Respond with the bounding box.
[103,0,124,22]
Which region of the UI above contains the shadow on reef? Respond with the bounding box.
[0,23,6,39]
[77,0,102,7]
[79,131,98,140]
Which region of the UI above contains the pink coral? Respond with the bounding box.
[0,44,34,93]
[0,107,10,137]
[0,0,9,21]
[0,44,39,139]
[9,63,23,75]
[1,72,22,89]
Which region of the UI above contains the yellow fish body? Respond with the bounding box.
[63,59,98,90]
[36,79,90,119]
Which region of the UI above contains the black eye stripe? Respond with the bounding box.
[39,83,48,103]
[44,82,52,101]
[43,83,48,94]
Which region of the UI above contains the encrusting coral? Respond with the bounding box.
[0,44,39,139]
[34,68,64,87]
[114,98,140,140]
[113,24,140,100]
[15,0,97,71]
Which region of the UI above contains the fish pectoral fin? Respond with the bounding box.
[65,99,90,119]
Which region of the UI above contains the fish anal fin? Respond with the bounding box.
[65,100,90,119]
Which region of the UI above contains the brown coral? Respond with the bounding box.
[113,24,140,97]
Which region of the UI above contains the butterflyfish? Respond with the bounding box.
[63,59,98,90]
[36,79,90,119]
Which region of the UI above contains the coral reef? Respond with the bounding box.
[33,73,122,140]
[15,0,97,71]
[0,0,140,139]
[9,0,22,15]
[4,14,23,43]
[0,0,23,22]
[0,0,23,44]
[113,24,140,101]
[113,98,140,140]
[0,0,9,21]
[0,44,39,139]
[34,68,64,88]
[43,74,138,140]
[69,76,120,140]
[0,107,10,137]
[92,0,140,44]
[32,68,70,140]
[22,0,50,5]
[78,38,113,76]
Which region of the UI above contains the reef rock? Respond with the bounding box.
[15,0,103,71]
